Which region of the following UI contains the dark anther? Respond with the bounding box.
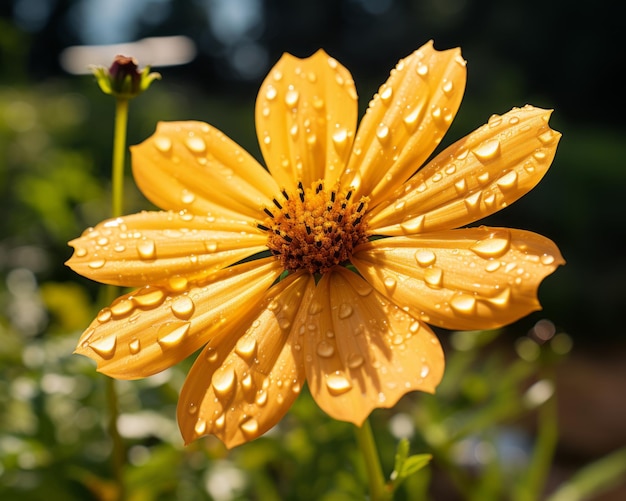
[316,182,323,194]
[272,198,283,209]
[331,191,336,202]
[346,190,353,200]
[257,223,270,231]
[264,208,275,218]
[283,234,293,242]
[282,189,289,200]
[298,181,305,202]
[357,202,364,212]
[305,225,312,235]
[337,214,343,223]
[354,216,362,225]
[316,240,322,248]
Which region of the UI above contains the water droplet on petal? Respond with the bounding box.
[379,85,393,104]
[265,85,277,100]
[235,337,258,361]
[332,127,348,153]
[157,321,190,348]
[415,250,436,267]
[420,364,430,378]
[212,368,236,398]
[88,259,106,269]
[541,254,555,265]
[383,276,397,293]
[424,267,443,288]
[97,308,112,323]
[255,389,268,406]
[240,417,259,438]
[168,276,188,292]
[326,373,352,395]
[442,79,454,95]
[464,191,482,211]
[194,419,207,435]
[181,189,196,204]
[450,294,477,315]
[338,303,353,319]
[470,234,511,259]
[187,403,198,415]
[400,215,425,234]
[171,296,195,319]
[473,139,501,162]
[316,341,335,358]
[497,170,518,191]
[137,239,156,260]
[347,353,364,369]
[128,338,141,354]
[487,287,511,308]
[185,136,206,153]
[308,300,322,315]
[154,135,172,153]
[376,123,390,142]
[89,335,117,359]
[214,414,225,430]
[75,247,88,257]
[285,88,299,107]
[111,298,134,318]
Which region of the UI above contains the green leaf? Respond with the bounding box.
[390,439,432,490]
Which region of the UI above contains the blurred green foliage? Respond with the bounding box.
[2,4,626,500]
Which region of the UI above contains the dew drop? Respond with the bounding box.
[214,413,225,430]
[88,259,106,269]
[194,419,207,435]
[285,88,299,107]
[128,338,141,354]
[212,368,236,398]
[205,346,218,363]
[316,341,335,358]
[265,85,277,100]
[308,300,322,315]
[338,303,353,319]
[137,239,156,260]
[89,335,117,359]
[332,127,348,152]
[454,179,468,194]
[415,250,436,267]
[424,267,443,288]
[376,123,390,142]
[75,247,88,257]
[464,191,482,211]
[470,234,511,259]
[400,215,425,234]
[326,373,352,395]
[497,170,518,191]
[416,62,428,76]
[185,136,206,154]
[442,79,454,95]
[241,373,253,391]
[235,337,258,360]
[255,389,268,406]
[97,308,112,323]
[171,296,195,319]
[278,317,291,330]
[153,135,172,153]
[450,294,477,315]
[473,139,501,162]
[420,364,430,378]
[487,287,511,308]
[187,403,198,415]
[181,189,196,204]
[485,260,501,272]
[379,85,393,104]
[240,418,259,438]
[383,276,397,293]
[168,276,188,292]
[111,298,134,318]
[347,353,364,369]
[157,321,190,348]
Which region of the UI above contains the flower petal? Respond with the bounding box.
[352,227,564,331]
[74,257,283,379]
[131,121,280,220]
[342,41,466,207]
[303,267,444,425]
[178,272,312,448]
[255,50,359,189]
[66,211,268,288]
[368,106,561,235]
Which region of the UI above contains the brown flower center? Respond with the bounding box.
[259,181,369,274]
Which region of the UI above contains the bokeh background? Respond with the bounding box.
[1,0,625,500]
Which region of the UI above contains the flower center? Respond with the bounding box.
[259,181,369,274]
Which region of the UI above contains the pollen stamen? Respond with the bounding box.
[259,180,369,274]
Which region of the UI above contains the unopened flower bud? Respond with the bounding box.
[92,54,161,99]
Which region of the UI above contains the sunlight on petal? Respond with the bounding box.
[132,121,280,219]
[342,40,466,207]
[352,227,564,330]
[75,258,283,379]
[178,272,312,448]
[304,268,444,425]
[255,50,358,189]
[66,211,268,287]
[368,106,561,234]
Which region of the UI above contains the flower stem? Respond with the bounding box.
[105,96,130,500]
[111,97,129,219]
[354,418,392,501]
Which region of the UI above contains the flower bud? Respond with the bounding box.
[92,54,161,99]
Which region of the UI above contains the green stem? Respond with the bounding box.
[111,97,129,218]
[354,419,392,501]
[105,96,130,500]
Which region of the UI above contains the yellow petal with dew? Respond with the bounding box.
[66,210,268,288]
[368,106,561,235]
[352,227,564,331]
[303,267,444,425]
[342,40,466,207]
[131,121,280,220]
[255,50,358,189]
[74,258,283,379]
[178,272,311,448]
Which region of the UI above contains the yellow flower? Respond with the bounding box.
[67,41,563,448]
